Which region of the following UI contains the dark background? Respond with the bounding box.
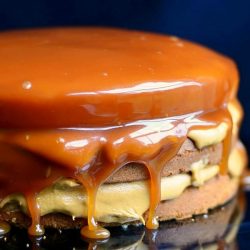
[0,0,249,148]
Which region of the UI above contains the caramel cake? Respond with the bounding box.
[0,28,247,239]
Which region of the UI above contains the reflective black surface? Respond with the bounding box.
[0,190,249,249]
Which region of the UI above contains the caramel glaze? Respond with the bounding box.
[0,28,238,128]
[0,28,239,239]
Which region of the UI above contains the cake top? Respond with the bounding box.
[0,28,238,128]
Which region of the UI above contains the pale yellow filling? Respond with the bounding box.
[1,163,216,224]
[228,100,242,136]
[188,122,228,149]
[228,141,247,177]
[188,100,241,149]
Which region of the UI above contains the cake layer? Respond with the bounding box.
[106,139,222,183]
[0,28,238,127]
[151,176,238,222]
[0,195,242,250]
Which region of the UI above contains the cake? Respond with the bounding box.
[0,28,247,239]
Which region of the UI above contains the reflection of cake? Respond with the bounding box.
[143,195,245,249]
[0,28,247,239]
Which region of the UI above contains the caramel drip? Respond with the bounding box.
[26,194,44,236]
[145,166,161,229]
[0,143,71,236]
[146,138,185,229]
[202,107,233,175]
[192,107,233,175]
[79,182,110,239]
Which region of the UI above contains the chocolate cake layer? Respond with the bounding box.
[149,175,238,221]
[106,139,222,183]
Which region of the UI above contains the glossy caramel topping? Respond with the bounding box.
[0,28,238,128]
[0,28,240,239]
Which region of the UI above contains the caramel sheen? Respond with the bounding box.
[0,28,238,128]
[0,28,239,238]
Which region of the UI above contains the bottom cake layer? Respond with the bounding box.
[0,174,239,229]
[0,193,243,250]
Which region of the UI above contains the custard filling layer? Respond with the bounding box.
[188,99,241,149]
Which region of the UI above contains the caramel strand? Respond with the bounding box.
[26,194,44,236]
[79,184,110,239]
[146,137,185,229]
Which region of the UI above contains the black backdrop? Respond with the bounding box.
[0,0,249,149]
